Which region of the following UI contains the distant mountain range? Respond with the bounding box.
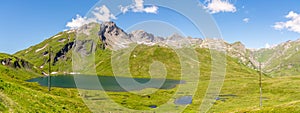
[1,21,300,112]
[98,21,300,76]
[10,21,300,76]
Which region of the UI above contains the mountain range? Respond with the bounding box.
[1,21,300,112]
[12,21,300,77]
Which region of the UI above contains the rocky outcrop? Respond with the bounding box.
[96,22,257,68]
[187,36,203,47]
[74,40,96,56]
[130,30,164,45]
[227,42,258,69]
[99,22,131,50]
[251,39,300,75]
[164,33,195,48]
[53,42,74,64]
[98,22,204,50]
[13,21,300,76]
[0,56,34,70]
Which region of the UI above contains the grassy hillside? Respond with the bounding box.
[14,30,76,74]
[14,23,103,75]
[253,40,300,76]
[9,23,300,112]
[0,53,90,112]
[6,45,300,112]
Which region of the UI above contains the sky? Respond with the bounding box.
[0,0,300,54]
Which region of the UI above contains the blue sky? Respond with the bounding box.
[0,0,300,54]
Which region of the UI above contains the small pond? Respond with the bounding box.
[174,96,193,105]
[27,75,182,92]
[216,94,237,102]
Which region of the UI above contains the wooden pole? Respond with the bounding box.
[259,62,262,108]
[48,46,51,92]
[280,51,282,76]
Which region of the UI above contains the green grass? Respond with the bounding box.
[14,30,76,73]
[0,102,8,112]
[0,62,90,112]
[253,40,300,77]
[5,44,300,112]
[7,23,300,112]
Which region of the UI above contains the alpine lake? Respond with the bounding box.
[27,75,183,92]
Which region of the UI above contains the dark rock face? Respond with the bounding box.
[0,57,33,69]
[43,51,49,56]
[98,22,235,51]
[45,22,257,71]
[99,22,130,50]
[13,60,21,68]
[20,59,31,69]
[53,42,74,64]
[2,59,12,67]
[47,22,258,71]
[74,40,96,56]
[97,22,202,50]
[99,22,124,37]
[167,33,184,41]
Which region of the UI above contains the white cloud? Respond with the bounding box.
[274,22,285,30]
[120,0,158,14]
[264,43,278,49]
[204,0,237,14]
[93,5,117,22]
[66,15,95,29]
[243,18,250,23]
[133,0,144,12]
[66,5,116,29]
[120,6,130,13]
[144,6,159,14]
[274,11,300,33]
[265,43,270,48]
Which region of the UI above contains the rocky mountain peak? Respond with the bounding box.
[99,22,131,50]
[167,33,185,41]
[230,41,246,53]
[100,22,118,33]
[231,41,244,47]
[99,21,128,38]
[130,30,156,42]
[130,30,146,34]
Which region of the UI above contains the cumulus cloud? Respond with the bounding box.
[66,5,116,29]
[120,0,158,14]
[274,11,300,33]
[204,0,236,14]
[265,43,270,48]
[243,18,250,23]
[264,43,278,49]
[143,6,159,13]
[93,5,117,22]
[66,15,94,29]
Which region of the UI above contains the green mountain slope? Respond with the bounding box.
[253,39,300,76]
[0,53,90,112]
[7,22,300,112]
[4,47,300,112]
[14,23,107,75]
[14,30,76,74]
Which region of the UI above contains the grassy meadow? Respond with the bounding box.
[2,44,300,112]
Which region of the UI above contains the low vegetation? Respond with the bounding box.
[3,24,300,112]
